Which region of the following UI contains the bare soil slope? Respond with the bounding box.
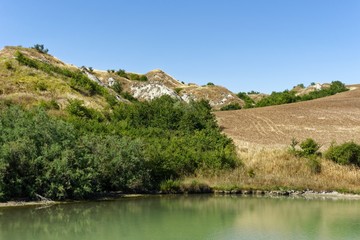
[215,85,360,150]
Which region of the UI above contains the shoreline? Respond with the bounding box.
[2,189,360,208]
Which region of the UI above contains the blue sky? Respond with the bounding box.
[1,0,359,93]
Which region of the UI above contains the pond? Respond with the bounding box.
[1,195,360,240]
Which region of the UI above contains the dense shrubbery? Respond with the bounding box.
[16,52,104,96]
[220,103,241,111]
[256,90,299,107]
[0,96,238,201]
[116,69,148,81]
[290,138,321,174]
[242,81,348,108]
[325,142,360,166]
[237,92,255,108]
[31,44,48,54]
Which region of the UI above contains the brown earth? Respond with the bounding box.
[215,85,360,151]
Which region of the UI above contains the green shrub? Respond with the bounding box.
[237,92,255,108]
[111,81,123,94]
[206,82,215,86]
[297,83,305,88]
[39,100,60,110]
[220,103,241,111]
[66,99,103,120]
[104,93,118,107]
[116,69,127,78]
[31,44,48,54]
[121,92,138,102]
[325,142,360,166]
[160,179,181,193]
[290,138,321,157]
[35,81,47,91]
[139,75,148,81]
[299,138,321,157]
[4,61,14,70]
[174,88,182,94]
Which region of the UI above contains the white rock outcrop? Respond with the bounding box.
[130,83,181,101]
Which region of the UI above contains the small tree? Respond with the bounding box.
[300,138,321,156]
[32,44,49,54]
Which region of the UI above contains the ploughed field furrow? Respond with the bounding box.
[215,85,360,148]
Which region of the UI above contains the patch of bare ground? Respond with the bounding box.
[208,85,360,192]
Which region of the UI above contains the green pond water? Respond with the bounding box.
[1,195,360,240]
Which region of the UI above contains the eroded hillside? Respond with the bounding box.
[0,46,243,110]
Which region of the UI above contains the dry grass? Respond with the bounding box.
[209,85,360,192]
[0,47,108,110]
[189,146,360,193]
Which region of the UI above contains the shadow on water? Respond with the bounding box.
[1,195,360,240]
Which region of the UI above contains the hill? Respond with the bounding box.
[215,85,360,150]
[0,46,243,110]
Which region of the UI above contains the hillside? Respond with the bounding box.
[0,46,243,110]
[215,85,360,150]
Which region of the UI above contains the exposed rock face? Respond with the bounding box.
[178,85,244,110]
[84,71,104,86]
[294,83,331,96]
[1,46,244,109]
[130,83,181,101]
[107,77,115,87]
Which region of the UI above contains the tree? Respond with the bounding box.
[32,44,49,54]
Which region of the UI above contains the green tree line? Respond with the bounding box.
[236,81,348,109]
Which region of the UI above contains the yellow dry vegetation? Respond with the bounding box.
[193,147,360,193]
[206,88,360,192]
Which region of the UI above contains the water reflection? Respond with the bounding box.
[1,195,360,240]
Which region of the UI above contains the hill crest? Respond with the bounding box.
[0,46,243,110]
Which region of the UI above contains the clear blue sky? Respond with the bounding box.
[1,0,359,93]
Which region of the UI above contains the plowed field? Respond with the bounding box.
[215,85,360,150]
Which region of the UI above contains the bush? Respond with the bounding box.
[5,61,14,70]
[39,100,60,110]
[174,88,182,94]
[325,142,360,166]
[111,81,123,94]
[160,179,181,193]
[31,44,48,54]
[66,99,103,120]
[206,82,215,86]
[290,138,321,157]
[116,69,127,78]
[35,81,47,91]
[220,103,241,111]
[299,138,321,156]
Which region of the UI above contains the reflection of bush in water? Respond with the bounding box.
[1,197,360,239]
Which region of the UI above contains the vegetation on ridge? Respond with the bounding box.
[15,51,104,96]
[236,81,348,109]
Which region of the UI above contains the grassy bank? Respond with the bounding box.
[190,147,360,194]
